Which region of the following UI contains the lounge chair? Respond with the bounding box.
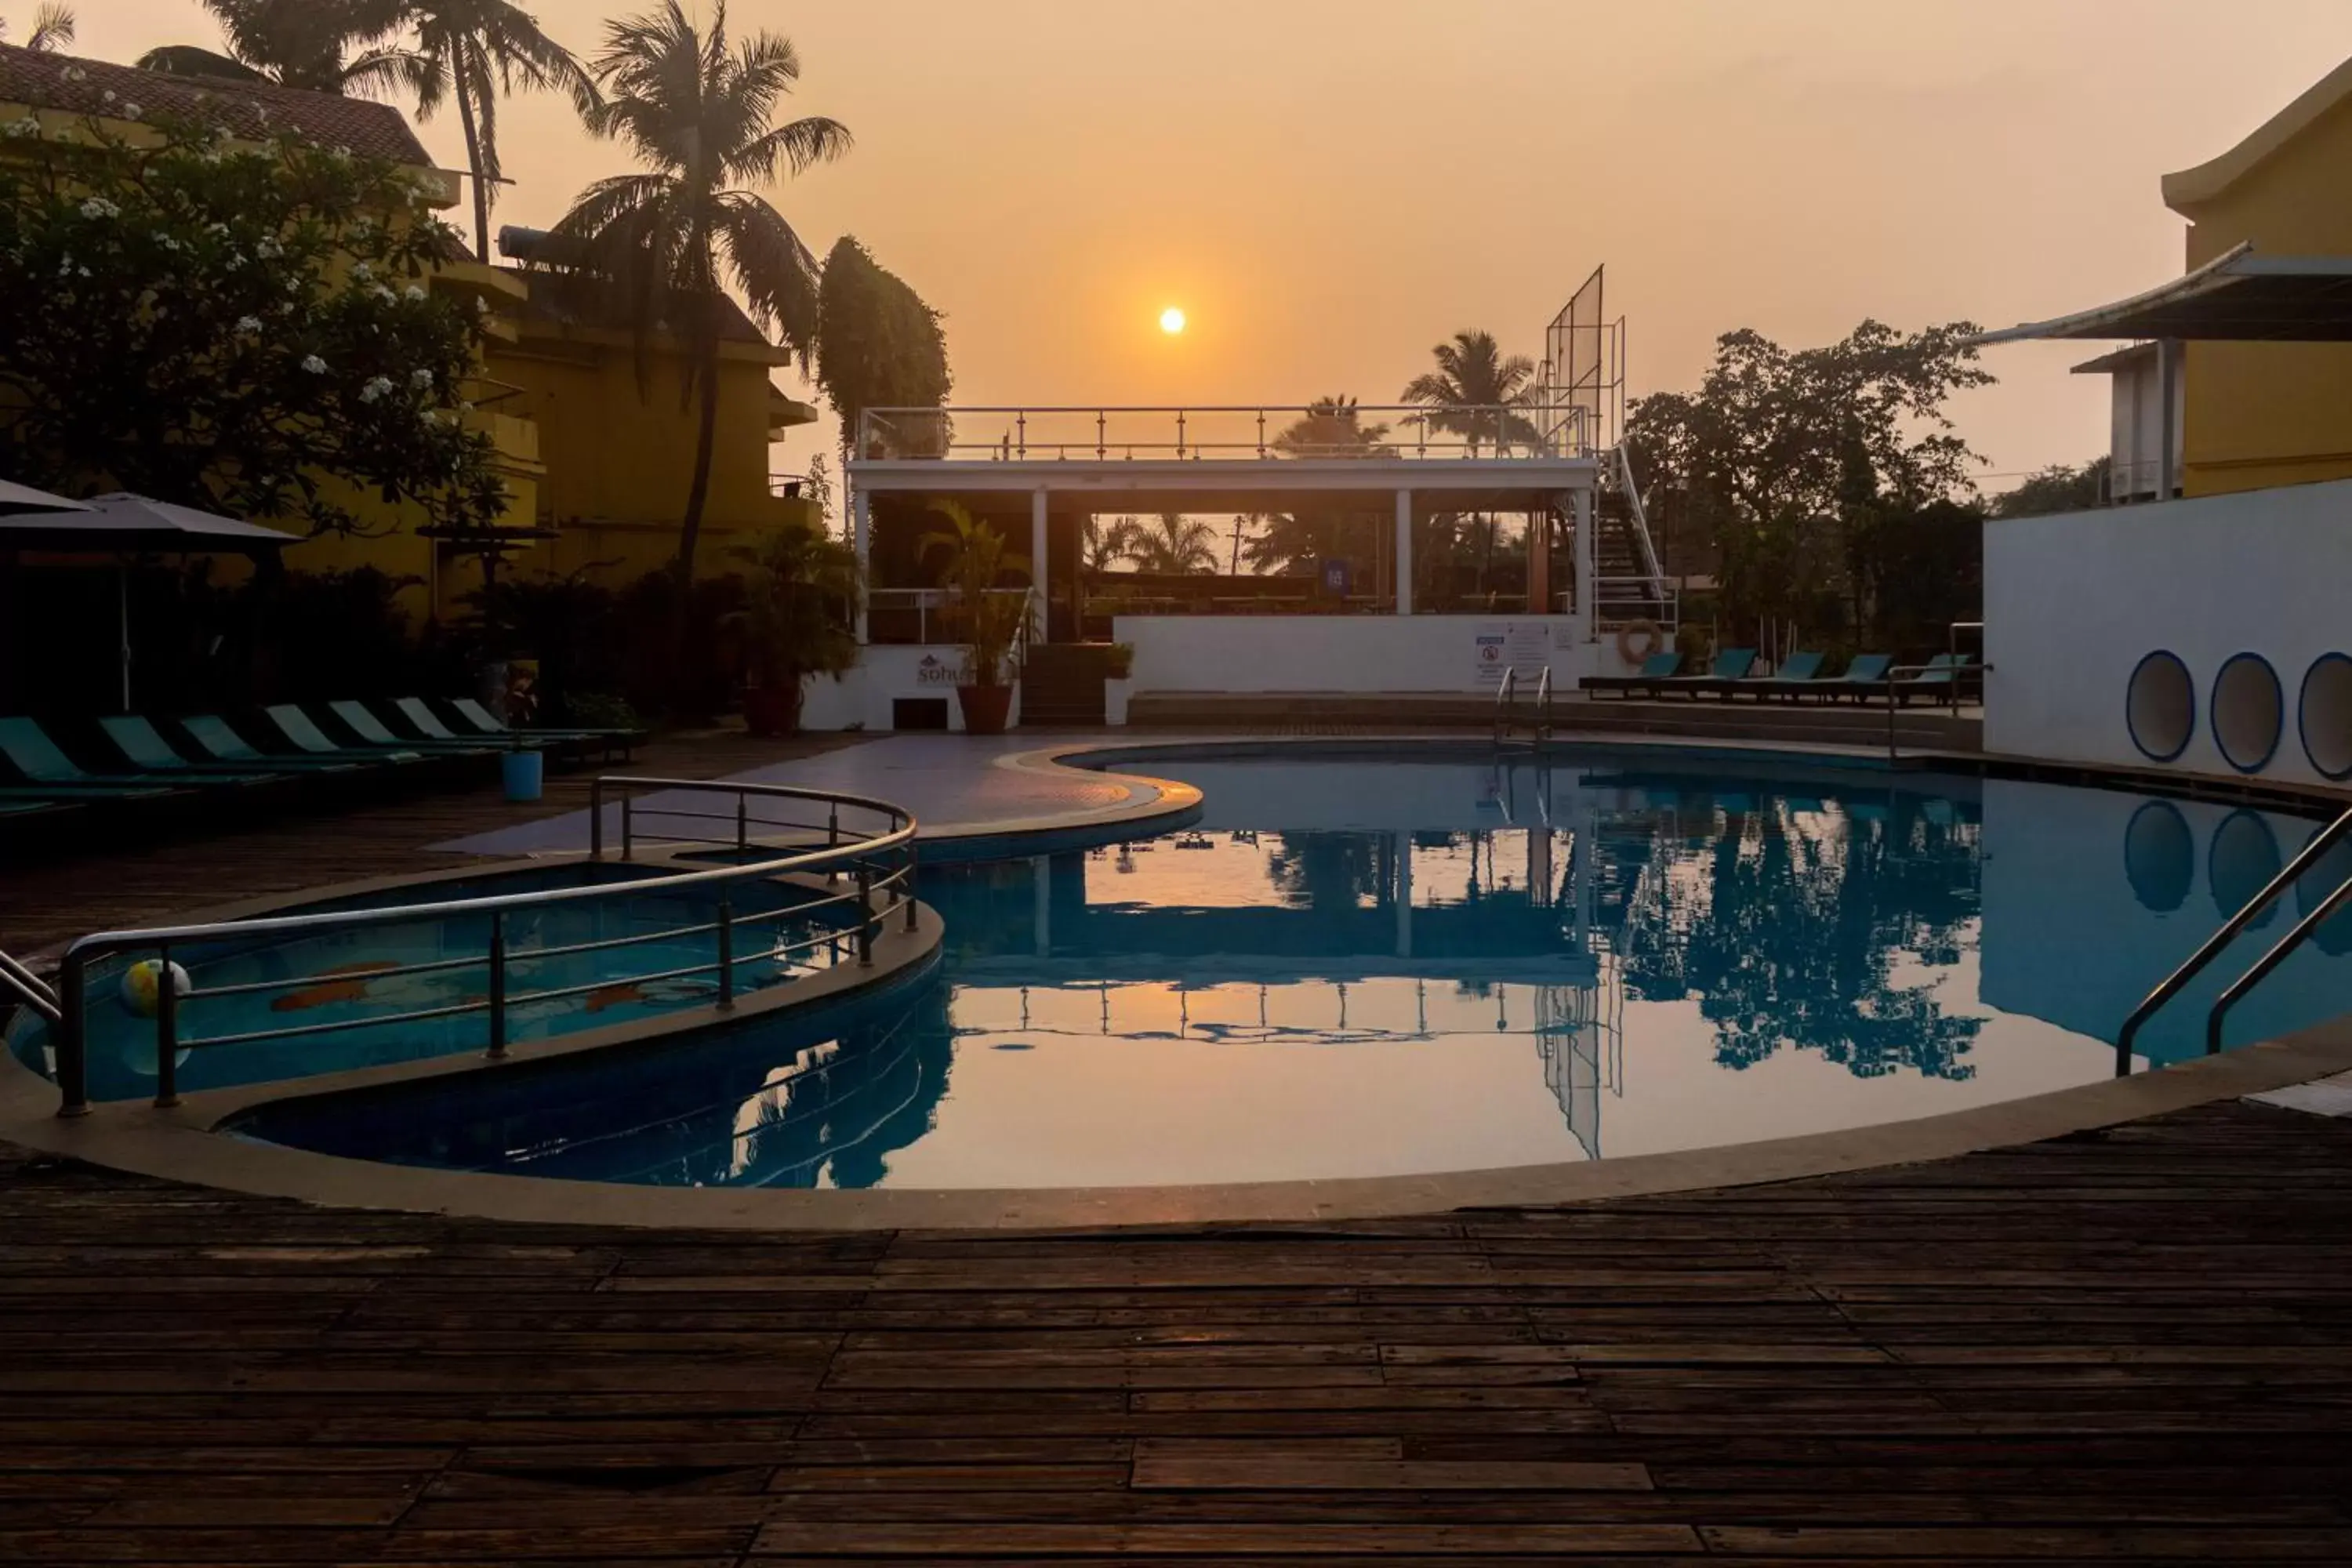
[390,698,567,759]
[326,700,500,757]
[181,715,367,774]
[96,716,290,786]
[1829,653,1894,702]
[262,705,436,768]
[1737,650,1826,702]
[1658,647,1758,700]
[1893,652,1976,706]
[445,696,644,760]
[0,717,198,797]
[1584,652,1682,700]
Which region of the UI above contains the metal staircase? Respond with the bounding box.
[1592,445,1676,633]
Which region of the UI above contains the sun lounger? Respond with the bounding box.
[96,717,288,785]
[0,717,200,797]
[1658,648,1758,699]
[390,698,563,756]
[1736,651,1826,701]
[1829,653,1894,702]
[326,700,499,757]
[181,715,367,773]
[263,705,434,768]
[446,696,644,760]
[1584,652,1682,699]
[1893,652,1975,706]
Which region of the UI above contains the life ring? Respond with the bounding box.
[1616,619,1664,664]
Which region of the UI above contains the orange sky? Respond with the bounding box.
[65,1,2352,492]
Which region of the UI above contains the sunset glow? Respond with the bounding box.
[1160,307,1186,336]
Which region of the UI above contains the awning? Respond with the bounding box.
[1975,244,2352,345]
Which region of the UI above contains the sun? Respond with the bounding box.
[1159,306,1186,336]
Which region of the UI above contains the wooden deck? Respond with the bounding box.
[0,1101,2347,1563]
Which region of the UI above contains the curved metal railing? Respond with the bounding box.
[48,778,920,1117]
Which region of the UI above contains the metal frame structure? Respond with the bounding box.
[44,779,920,1116]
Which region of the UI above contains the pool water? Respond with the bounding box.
[225,752,2352,1190]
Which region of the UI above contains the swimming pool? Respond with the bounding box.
[223,750,2352,1190]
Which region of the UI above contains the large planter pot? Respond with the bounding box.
[742,681,804,738]
[956,683,1014,735]
[1105,677,1134,727]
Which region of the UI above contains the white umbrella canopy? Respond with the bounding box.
[0,477,90,516]
[0,493,295,712]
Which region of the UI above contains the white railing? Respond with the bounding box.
[855,403,1602,465]
[866,586,1036,650]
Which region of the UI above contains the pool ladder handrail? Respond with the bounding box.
[43,777,921,1118]
[0,948,60,1027]
[2114,804,2352,1076]
[1494,666,1552,747]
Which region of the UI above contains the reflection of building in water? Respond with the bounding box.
[1535,957,1624,1161]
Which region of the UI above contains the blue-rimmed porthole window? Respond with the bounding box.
[2298,652,2352,780]
[2210,652,2283,774]
[2126,651,2194,763]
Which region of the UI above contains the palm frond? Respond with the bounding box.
[712,191,822,357]
[26,2,74,51]
[725,114,851,184]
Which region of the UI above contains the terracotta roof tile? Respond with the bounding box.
[0,44,434,167]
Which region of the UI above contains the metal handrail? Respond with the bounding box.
[1494,666,1552,746]
[857,402,1599,464]
[2115,806,2352,1075]
[2207,861,2352,1054]
[49,778,920,1116]
[1,949,60,1027]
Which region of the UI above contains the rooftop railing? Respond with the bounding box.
[44,778,920,1116]
[855,403,1602,465]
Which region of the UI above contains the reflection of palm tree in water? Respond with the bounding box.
[1265,832,1388,909]
[1607,791,1984,1079]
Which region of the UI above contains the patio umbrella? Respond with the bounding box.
[0,493,293,711]
[0,477,90,516]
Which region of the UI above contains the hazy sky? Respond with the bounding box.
[66,1,2352,491]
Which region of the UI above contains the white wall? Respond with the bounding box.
[1112,614,1632,695]
[1984,478,2352,786]
[798,645,1022,731]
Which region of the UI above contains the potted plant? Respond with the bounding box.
[1104,641,1137,726]
[922,502,1035,735]
[726,523,862,737]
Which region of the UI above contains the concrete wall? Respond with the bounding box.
[1984,479,2352,785]
[1110,614,1626,695]
[799,644,1022,732]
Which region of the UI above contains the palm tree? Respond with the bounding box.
[2,4,74,51]
[137,0,418,96]
[1400,330,1541,455]
[551,0,850,593]
[1270,394,1391,459]
[1125,514,1218,575]
[1247,397,1390,576]
[1082,515,1142,574]
[402,0,597,262]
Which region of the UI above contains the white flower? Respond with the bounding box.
[101,89,116,103]
[358,376,394,405]
[120,103,142,121]
[78,197,120,220]
[409,368,434,389]
[474,296,489,314]
[422,409,442,426]
[302,354,328,375]
[60,65,86,82]
[459,401,474,413]
[3,115,40,140]
[370,284,395,303]
[403,284,426,303]
[351,261,372,281]
[234,316,263,335]
[254,237,281,260]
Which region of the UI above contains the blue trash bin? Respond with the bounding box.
[501,749,543,803]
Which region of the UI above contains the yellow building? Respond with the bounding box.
[0,44,821,623]
[2161,57,2352,498]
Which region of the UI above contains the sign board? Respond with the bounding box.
[1473,626,1509,688]
[1475,622,1555,689]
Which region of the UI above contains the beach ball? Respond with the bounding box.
[118,959,191,1019]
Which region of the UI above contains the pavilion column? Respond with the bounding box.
[1030,488,1050,644]
[1393,490,1413,615]
[2157,338,2182,499]
[1572,487,1596,636]
[851,487,872,644]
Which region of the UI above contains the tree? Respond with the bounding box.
[0,115,507,539]
[1082,515,1142,573]
[1244,397,1392,576]
[1124,513,1218,575]
[815,235,950,468]
[1,4,74,51]
[402,0,596,263]
[137,0,419,96]
[1992,457,2108,517]
[1399,329,1541,453]
[724,521,859,691]
[1626,320,1991,637]
[552,0,850,594]
[920,502,1032,689]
